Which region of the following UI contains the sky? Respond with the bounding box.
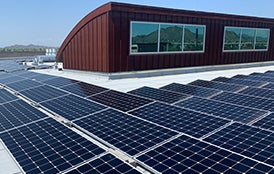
[1,0,274,48]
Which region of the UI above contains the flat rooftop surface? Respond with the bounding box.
[34,63,274,92]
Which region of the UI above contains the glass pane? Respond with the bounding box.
[255,29,269,50]
[159,24,183,52]
[131,22,159,53]
[224,27,241,50]
[240,28,255,50]
[183,25,205,51]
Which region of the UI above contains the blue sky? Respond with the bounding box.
[1,0,273,48]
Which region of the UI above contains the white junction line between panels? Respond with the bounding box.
[199,121,234,140]
[234,85,249,93]
[126,101,156,113]
[171,95,194,105]
[206,90,224,99]
[247,111,272,126]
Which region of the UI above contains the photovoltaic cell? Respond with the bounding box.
[160,83,221,98]
[252,113,274,132]
[137,135,274,174]
[233,74,274,83]
[0,75,25,85]
[40,94,106,121]
[19,85,68,103]
[73,109,178,156]
[61,82,108,97]
[239,87,274,99]
[204,123,274,167]
[65,153,141,174]
[5,79,43,92]
[0,100,48,133]
[212,91,274,112]
[189,79,246,92]
[29,73,57,82]
[129,102,229,138]
[262,83,274,90]
[0,118,105,174]
[212,77,265,87]
[88,90,153,112]
[43,77,79,87]
[128,86,190,104]
[0,89,18,104]
[11,71,40,78]
[176,97,267,123]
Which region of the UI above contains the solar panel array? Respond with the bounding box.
[1,58,274,173]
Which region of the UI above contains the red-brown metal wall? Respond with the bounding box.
[57,2,274,73]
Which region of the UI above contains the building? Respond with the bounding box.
[57,2,274,73]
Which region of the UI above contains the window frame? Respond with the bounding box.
[130,21,206,55]
[223,26,270,52]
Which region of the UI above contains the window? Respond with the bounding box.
[223,27,270,51]
[130,21,206,54]
[131,22,159,53]
[184,25,205,51]
[160,24,183,52]
[255,29,269,50]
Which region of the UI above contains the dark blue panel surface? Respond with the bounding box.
[160,83,220,98]
[5,79,43,92]
[189,79,245,92]
[252,113,274,132]
[0,89,18,104]
[0,100,48,133]
[88,90,153,112]
[129,102,229,138]
[73,109,178,156]
[128,86,190,104]
[212,92,274,112]
[137,135,274,174]
[204,123,274,167]
[212,77,265,87]
[20,85,68,102]
[0,118,105,174]
[176,97,267,123]
[29,73,57,82]
[61,82,108,97]
[239,87,274,99]
[0,75,25,85]
[66,153,141,174]
[43,77,79,87]
[40,94,106,120]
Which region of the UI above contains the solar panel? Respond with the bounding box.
[0,99,48,133]
[29,73,57,82]
[10,71,39,78]
[160,82,221,98]
[262,83,274,90]
[0,89,18,104]
[0,118,106,174]
[65,153,141,174]
[43,77,79,87]
[61,82,108,97]
[88,90,153,112]
[212,76,266,87]
[73,109,178,156]
[239,87,274,99]
[175,97,267,123]
[40,94,106,121]
[129,102,229,138]
[252,113,274,132]
[0,75,26,85]
[128,86,190,104]
[5,79,43,92]
[19,85,68,103]
[136,134,274,174]
[233,74,274,83]
[212,91,274,112]
[204,123,274,167]
[189,79,246,92]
